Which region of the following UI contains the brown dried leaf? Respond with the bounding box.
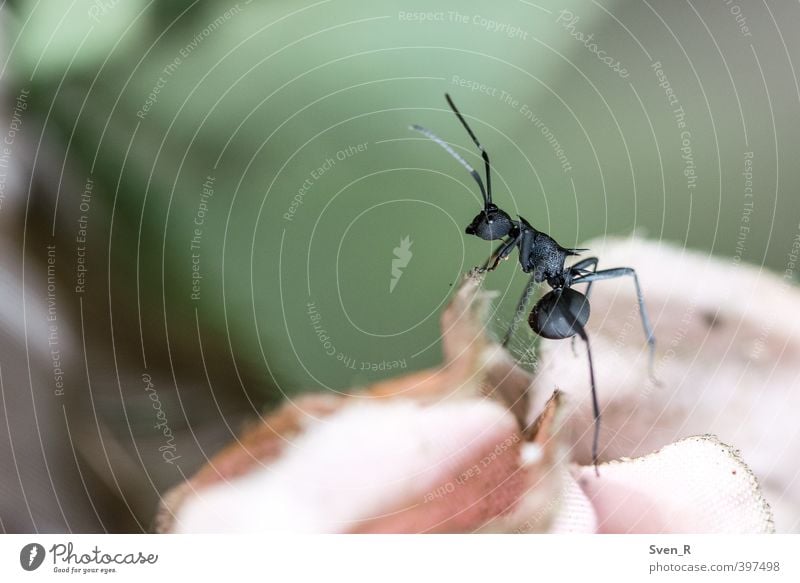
[157,270,566,533]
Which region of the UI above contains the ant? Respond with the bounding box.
[411,94,658,473]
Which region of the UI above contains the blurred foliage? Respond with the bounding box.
[7,0,800,401]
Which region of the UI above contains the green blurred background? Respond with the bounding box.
[2,0,799,530]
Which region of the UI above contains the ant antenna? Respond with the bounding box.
[409,124,490,207]
[444,93,492,206]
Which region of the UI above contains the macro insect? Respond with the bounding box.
[411,94,657,472]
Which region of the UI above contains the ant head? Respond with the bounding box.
[465,204,514,240]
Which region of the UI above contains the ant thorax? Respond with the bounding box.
[523,230,571,284]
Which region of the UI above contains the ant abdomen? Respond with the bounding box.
[529,287,590,340]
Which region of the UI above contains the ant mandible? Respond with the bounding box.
[411,93,658,474]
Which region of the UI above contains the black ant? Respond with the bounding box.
[411,94,658,474]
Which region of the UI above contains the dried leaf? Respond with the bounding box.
[157,271,565,533]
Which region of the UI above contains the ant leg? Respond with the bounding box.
[481,234,520,271]
[501,274,539,347]
[518,228,536,272]
[569,256,599,294]
[567,257,599,356]
[572,267,657,381]
[576,325,600,476]
[493,225,538,344]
